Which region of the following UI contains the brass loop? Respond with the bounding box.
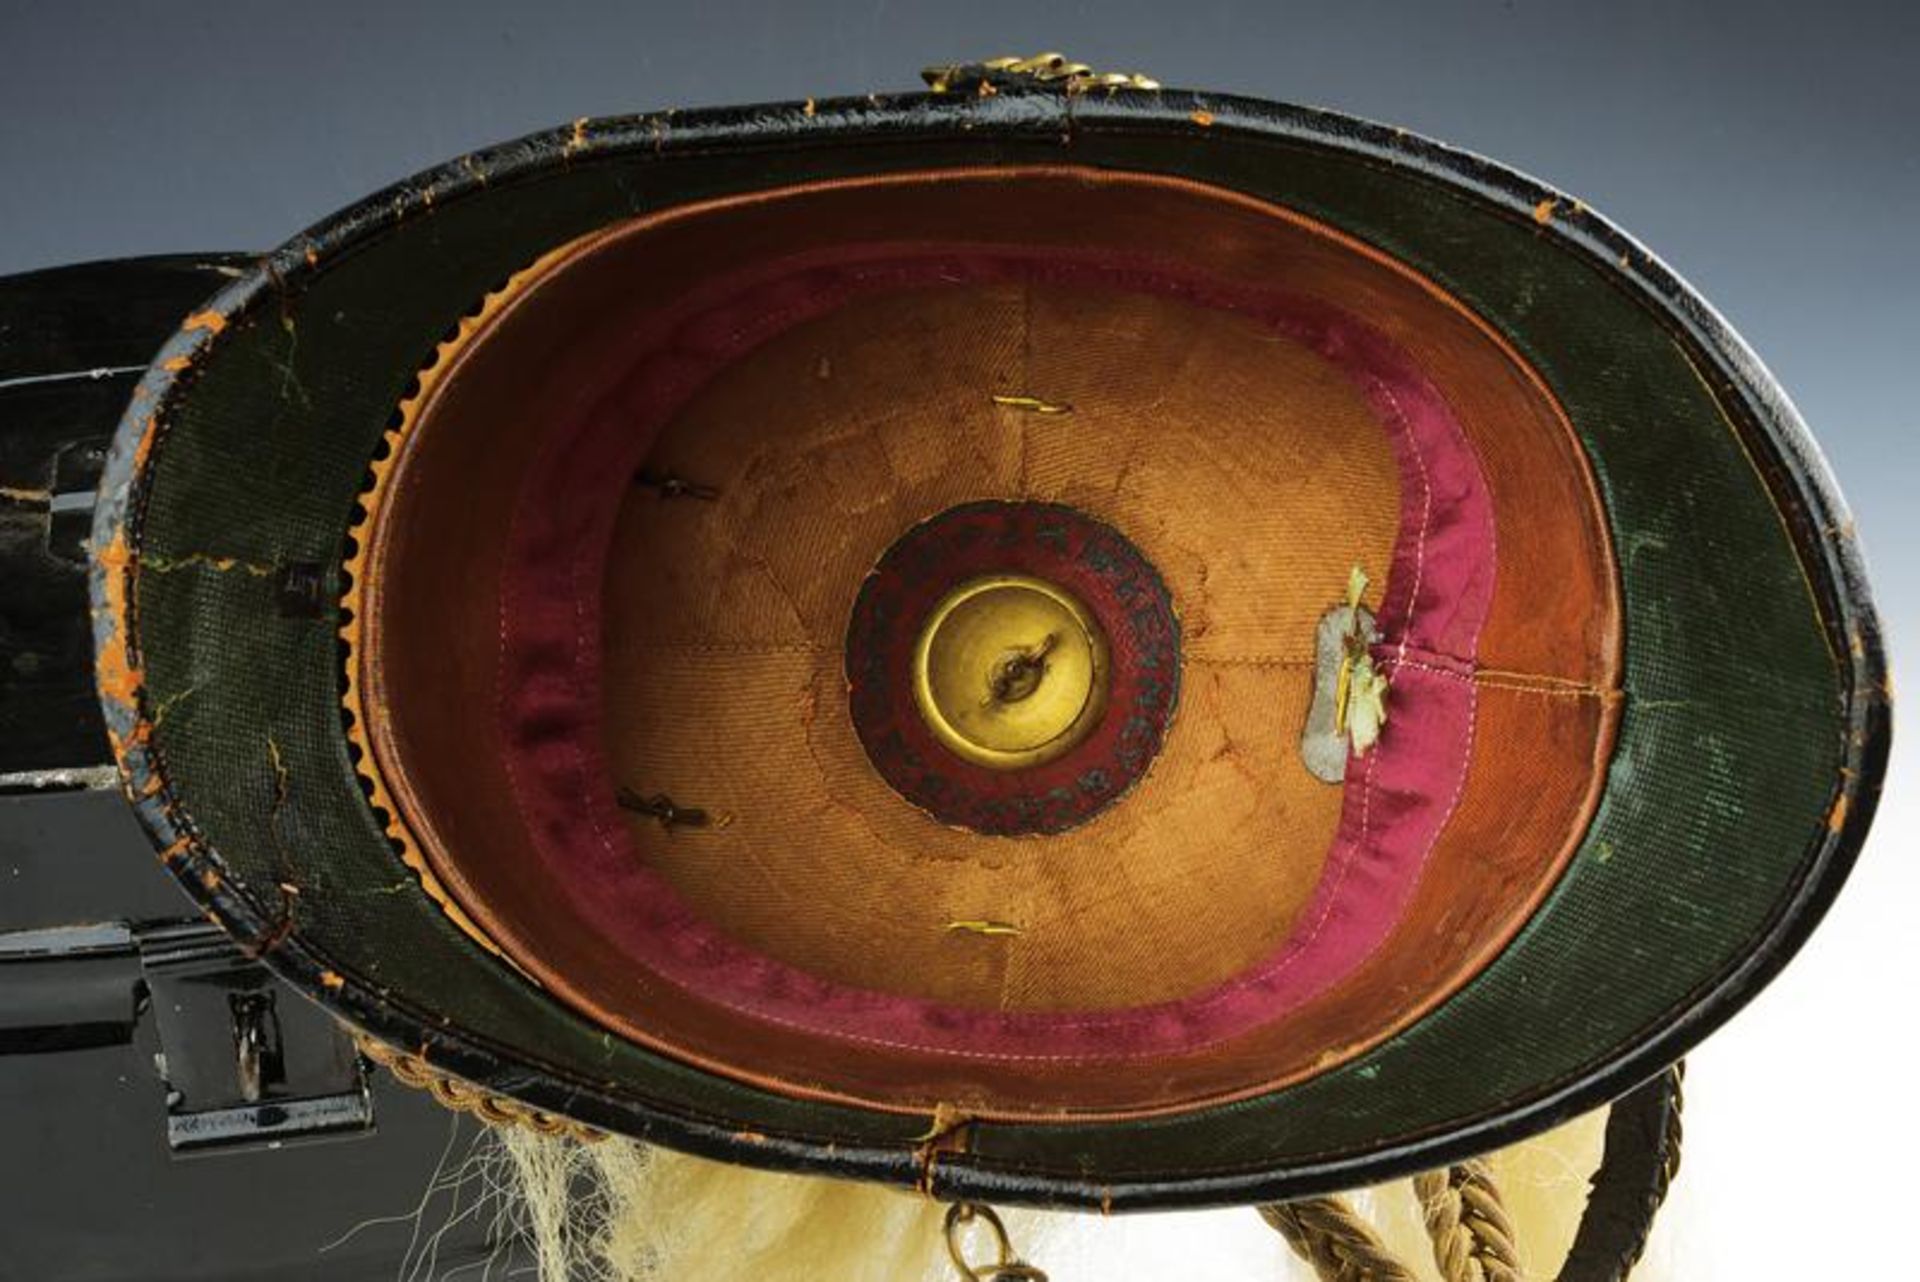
[945,1203,1047,1282]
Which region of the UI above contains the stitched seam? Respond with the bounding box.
[505,252,1491,1063]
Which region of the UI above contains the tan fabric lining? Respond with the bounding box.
[603,284,1396,1011]
[358,166,1623,1115]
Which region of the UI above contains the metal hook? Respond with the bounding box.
[616,788,725,831]
[632,469,720,501]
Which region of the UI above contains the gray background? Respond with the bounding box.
[2,0,1913,607]
[2,3,1913,1278]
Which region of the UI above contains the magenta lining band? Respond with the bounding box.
[494,245,1496,1063]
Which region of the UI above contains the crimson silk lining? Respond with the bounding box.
[495,246,1496,1062]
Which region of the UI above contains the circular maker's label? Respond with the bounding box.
[846,501,1180,836]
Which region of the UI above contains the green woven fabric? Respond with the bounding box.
[111,92,1869,1203]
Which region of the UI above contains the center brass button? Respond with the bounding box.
[911,575,1110,770]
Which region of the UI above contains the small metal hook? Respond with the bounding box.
[616,788,725,831]
[985,633,1058,707]
[632,469,720,501]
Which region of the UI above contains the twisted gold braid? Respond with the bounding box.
[1414,1160,1523,1282]
[360,1022,1683,1282]
[355,1033,603,1142]
[1259,1199,1421,1282]
[1263,1158,1522,1282]
[921,52,1161,94]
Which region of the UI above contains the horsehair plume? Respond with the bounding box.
[496,1128,1056,1282]
[489,1102,1668,1282]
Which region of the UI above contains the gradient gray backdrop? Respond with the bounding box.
[2,4,1912,1278]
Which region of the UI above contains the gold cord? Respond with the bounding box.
[1262,1159,1522,1282]
[922,53,1160,94]
[1260,1199,1421,1282]
[1414,1161,1523,1282]
[355,1033,603,1142]
[362,1015,1684,1282]
[1266,1064,1688,1282]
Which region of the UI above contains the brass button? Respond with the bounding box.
[911,575,1110,770]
